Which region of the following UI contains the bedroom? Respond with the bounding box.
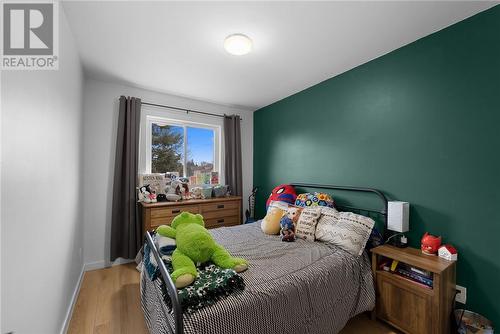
[1,1,499,333]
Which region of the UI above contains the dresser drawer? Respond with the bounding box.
[142,197,242,236]
[150,205,199,218]
[200,200,239,213]
[205,215,240,229]
[149,216,174,229]
[202,208,239,220]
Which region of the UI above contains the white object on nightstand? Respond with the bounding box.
[387,201,409,232]
[438,245,458,261]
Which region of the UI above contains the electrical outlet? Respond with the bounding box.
[456,285,467,304]
[79,247,83,259]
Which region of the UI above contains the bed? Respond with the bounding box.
[141,183,389,334]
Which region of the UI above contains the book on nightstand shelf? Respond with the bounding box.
[379,259,434,288]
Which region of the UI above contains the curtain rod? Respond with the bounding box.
[141,101,242,120]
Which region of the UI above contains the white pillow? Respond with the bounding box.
[320,206,339,215]
[295,207,321,241]
[315,210,375,256]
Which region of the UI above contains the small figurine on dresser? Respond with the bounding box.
[164,180,184,202]
[138,184,157,203]
[421,232,442,255]
[190,186,203,199]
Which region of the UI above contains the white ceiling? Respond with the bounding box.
[63,1,496,110]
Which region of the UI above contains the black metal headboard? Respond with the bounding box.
[290,183,389,236]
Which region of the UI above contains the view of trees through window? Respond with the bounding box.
[151,123,215,177]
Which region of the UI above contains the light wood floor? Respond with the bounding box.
[68,263,400,334]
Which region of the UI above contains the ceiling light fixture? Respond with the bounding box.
[224,33,253,56]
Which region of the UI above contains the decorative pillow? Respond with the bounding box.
[312,205,338,241]
[261,201,288,235]
[315,211,375,256]
[295,207,321,241]
[266,184,297,209]
[295,192,335,208]
[320,206,339,215]
[279,205,303,242]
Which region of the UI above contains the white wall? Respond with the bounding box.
[0,8,84,334]
[82,78,253,268]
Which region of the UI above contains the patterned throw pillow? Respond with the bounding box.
[295,192,335,208]
[315,211,375,256]
[295,207,321,241]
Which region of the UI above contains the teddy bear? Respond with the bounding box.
[156,212,248,288]
[279,206,302,242]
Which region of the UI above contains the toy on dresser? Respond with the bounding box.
[138,184,157,203]
[164,179,188,201]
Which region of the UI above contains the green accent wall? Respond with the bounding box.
[254,5,500,324]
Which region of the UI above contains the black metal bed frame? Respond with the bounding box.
[144,183,389,334]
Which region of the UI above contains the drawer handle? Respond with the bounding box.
[217,219,225,223]
[217,204,225,209]
[172,209,180,214]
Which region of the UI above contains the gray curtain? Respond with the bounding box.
[110,96,141,261]
[224,115,243,196]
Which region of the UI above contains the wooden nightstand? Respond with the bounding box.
[371,245,456,334]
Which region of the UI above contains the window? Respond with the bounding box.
[143,116,221,181]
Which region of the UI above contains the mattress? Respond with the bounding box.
[141,221,375,334]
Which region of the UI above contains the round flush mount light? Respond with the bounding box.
[224,33,253,56]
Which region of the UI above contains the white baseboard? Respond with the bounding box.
[83,258,134,272]
[59,258,135,333]
[60,266,84,334]
[83,260,106,271]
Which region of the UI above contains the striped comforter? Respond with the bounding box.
[141,221,375,334]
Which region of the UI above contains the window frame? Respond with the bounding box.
[140,112,222,181]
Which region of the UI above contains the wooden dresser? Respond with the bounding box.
[371,245,456,334]
[141,196,242,234]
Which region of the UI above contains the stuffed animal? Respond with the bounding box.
[165,180,182,201]
[261,202,288,235]
[266,184,297,209]
[138,184,157,203]
[279,206,302,242]
[156,212,248,288]
[280,218,295,242]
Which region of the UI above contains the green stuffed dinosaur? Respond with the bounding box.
[156,212,248,289]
